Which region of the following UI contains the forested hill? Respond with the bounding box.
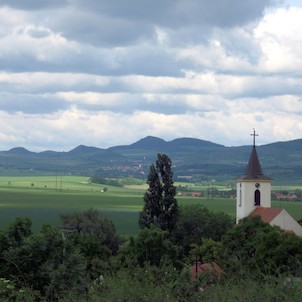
[1,136,302,184]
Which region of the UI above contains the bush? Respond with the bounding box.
[0,277,40,301]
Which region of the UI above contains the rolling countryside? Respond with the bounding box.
[1,175,302,236]
[1,136,302,184]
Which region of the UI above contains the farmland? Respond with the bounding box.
[1,176,302,236]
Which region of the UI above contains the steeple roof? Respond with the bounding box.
[238,130,271,180]
[239,146,270,179]
[245,146,262,175]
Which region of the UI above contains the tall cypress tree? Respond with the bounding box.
[139,154,179,232]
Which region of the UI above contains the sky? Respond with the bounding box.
[1,0,302,151]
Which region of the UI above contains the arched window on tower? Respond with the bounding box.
[239,183,242,207]
[254,189,260,206]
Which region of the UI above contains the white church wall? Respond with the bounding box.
[271,210,302,237]
[236,180,271,223]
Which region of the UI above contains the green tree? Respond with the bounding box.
[60,209,123,282]
[0,213,124,301]
[121,225,181,268]
[221,215,302,276]
[0,222,87,300]
[139,154,179,232]
[172,204,233,255]
[294,188,302,199]
[6,217,32,247]
[189,239,224,264]
[60,208,121,256]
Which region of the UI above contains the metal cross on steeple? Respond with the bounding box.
[250,129,258,147]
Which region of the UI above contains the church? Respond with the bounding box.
[236,130,302,236]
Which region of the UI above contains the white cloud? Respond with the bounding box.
[56,91,131,107]
[254,7,302,72]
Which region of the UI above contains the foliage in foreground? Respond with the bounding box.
[0,210,122,301]
[171,204,233,256]
[221,215,302,276]
[66,265,302,302]
[1,209,302,301]
[198,274,302,302]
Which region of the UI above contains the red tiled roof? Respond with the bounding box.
[250,207,283,223]
[191,192,202,197]
[191,262,224,281]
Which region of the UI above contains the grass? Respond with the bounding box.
[1,176,302,236]
[0,176,144,235]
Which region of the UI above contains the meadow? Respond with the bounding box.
[1,176,302,236]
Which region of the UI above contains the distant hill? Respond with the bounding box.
[6,147,34,155]
[68,145,103,155]
[169,137,224,149]
[129,136,167,149]
[111,136,223,151]
[0,136,302,184]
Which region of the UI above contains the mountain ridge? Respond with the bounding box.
[1,136,302,184]
[3,135,301,153]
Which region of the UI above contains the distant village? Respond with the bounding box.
[177,187,302,201]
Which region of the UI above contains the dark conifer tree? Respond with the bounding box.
[139,154,179,232]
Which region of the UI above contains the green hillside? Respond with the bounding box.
[1,136,302,184]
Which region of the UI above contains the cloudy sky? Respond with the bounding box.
[0,0,302,151]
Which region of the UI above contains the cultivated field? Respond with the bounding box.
[1,176,302,236]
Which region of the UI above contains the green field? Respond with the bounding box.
[1,176,302,236]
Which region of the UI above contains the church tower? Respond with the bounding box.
[236,130,272,223]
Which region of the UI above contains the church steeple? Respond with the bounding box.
[239,129,270,180]
[242,146,264,178]
[236,130,272,223]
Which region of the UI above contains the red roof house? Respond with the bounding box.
[250,207,302,236]
[191,262,225,282]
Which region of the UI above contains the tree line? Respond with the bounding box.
[89,176,123,187]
